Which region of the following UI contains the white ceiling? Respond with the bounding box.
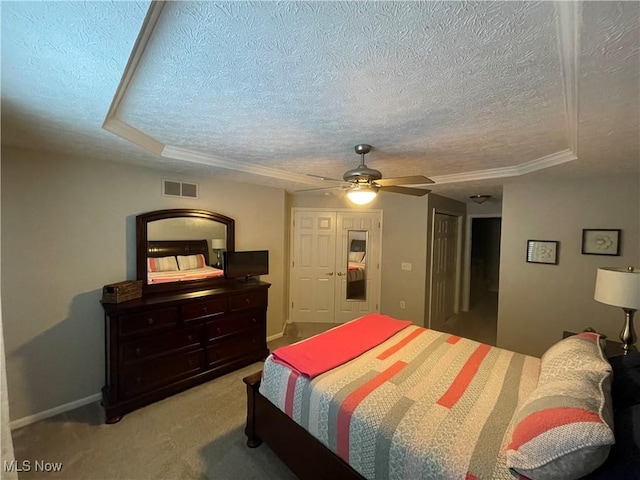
[2,1,638,203]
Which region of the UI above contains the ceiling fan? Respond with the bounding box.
[301,144,434,204]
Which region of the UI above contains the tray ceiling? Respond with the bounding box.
[2,1,638,202]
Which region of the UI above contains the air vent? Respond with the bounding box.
[162,179,198,199]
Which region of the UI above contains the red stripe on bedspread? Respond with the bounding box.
[272,314,412,379]
[377,328,425,360]
[437,343,491,408]
[284,370,300,417]
[508,407,604,450]
[447,335,462,344]
[337,360,408,462]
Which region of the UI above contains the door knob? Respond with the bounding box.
[326,272,334,276]
[337,272,344,276]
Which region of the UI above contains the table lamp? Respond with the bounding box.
[211,238,226,268]
[594,266,640,354]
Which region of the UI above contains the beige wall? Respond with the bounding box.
[1,146,288,421]
[498,175,640,357]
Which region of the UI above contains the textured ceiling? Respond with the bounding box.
[2,1,638,202]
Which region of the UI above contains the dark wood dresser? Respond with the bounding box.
[101,281,270,423]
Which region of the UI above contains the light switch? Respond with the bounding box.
[401,262,412,271]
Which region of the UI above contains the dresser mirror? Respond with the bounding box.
[136,209,235,294]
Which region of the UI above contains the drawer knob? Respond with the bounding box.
[251,318,257,324]
[147,317,154,325]
[187,335,193,341]
[245,298,251,304]
[136,377,142,385]
[135,348,141,356]
[216,327,221,334]
[202,307,208,314]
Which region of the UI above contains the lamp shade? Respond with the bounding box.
[594,267,640,309]
[211,238,226,249]
[346,185,378,205]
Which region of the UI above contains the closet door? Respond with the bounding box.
[290,211,337,323]
[334,212,381,324]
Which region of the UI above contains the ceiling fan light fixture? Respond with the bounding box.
[346,184,378,205]
[469,194,491,204]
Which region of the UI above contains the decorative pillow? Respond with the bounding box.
[177,254,206,270]
[348,251,365,263]
[507,333,615,480]
[147,256,179,272]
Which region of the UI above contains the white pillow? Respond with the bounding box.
[506,333,614,480]
[348,251,365,263]
[147,256,179,272]
[177,254,206,270]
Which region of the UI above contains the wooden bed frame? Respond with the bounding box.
[147,239,211,265]
[243,371,364,480]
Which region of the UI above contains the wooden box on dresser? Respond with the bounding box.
[101,281,270,423]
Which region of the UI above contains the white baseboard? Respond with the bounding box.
[267,331,284,342]
[10,392,102,430]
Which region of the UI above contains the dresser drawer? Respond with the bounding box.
[228,290,267,311]
[119,307,178,336]
[206,329,265,367]
[121,325,202,365]
[120,349,204,398]
[206,311,265,341]
[182,297,227,322]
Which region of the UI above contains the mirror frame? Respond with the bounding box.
[136,209,235,295]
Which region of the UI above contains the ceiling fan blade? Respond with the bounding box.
[375,175,434,187]
[380,185,431,196]
[306,174,344,182]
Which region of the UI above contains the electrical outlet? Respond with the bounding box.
[401,262,412,271]
[400,300,406,309]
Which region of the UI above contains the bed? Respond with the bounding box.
[146,239,224,284]
[244,314,640,480]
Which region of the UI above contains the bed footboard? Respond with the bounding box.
[242,371,364,480]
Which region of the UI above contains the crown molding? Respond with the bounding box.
[161,146,327,186]
[103,117,165,155]
[102,1,165,126]
[430,149,577,185]
[556,1,581,154]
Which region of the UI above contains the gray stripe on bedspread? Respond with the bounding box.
[374,396,415,480]
[467,353,525,479]
[387,333,449,386]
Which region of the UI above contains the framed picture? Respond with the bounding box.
[582,229,620,256]
[526,240,559,265]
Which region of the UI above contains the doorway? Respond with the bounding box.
[455,216,501,345]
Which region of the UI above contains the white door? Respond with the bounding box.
[334,212,381,324]
[290,209,382,324]
[290,211,336,323]
[430,213,458,330]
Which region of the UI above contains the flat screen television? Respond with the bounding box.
[223,250,269,282]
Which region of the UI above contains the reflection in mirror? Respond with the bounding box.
[148,218,227,268]
[346,231,367,301]
[137,209,235,295]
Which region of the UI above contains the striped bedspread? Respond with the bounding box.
[260,326,540,480]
